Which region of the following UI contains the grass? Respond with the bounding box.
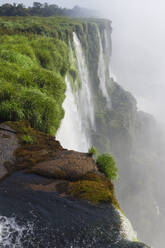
[0,27,69,135]
[0,16,111,135]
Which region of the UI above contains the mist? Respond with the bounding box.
[1,0,165,247]
[40,0,165,123]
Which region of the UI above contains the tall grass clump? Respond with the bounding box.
[0,25,70,135]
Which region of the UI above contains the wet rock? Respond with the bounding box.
[31,150,98,180]
[0,121,150,248]
[0,124,19,180]
[0,172,150,248]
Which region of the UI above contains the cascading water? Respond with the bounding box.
[73,32,95,130]
[57,32,96,152]
[56,75,90,152]
[118,211,137,241]
[56,30,140,245]
[98,29,111,107]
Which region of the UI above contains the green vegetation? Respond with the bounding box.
[21,134,35,144]
[96,153,118,181]
[69,172,119,206]
[88,146,98,157]
[6,120,63,168]
[0,17,72,135]
[0,3,96,18]
[0,16,110,136]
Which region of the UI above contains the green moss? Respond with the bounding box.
[5,121,63,168]
[69,180,112,204]
[68,172,119,207]
[21,135,36,145]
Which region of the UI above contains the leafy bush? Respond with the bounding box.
[96,153,118,181]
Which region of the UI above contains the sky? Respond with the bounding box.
[1,0,165,122]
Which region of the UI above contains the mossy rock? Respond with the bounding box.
[68,172,119,207]
[5,121,63,169]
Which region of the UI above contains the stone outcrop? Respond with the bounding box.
[31,150,97,179]
[0,122,97,181]
[0,124,19,180]
[0,171,149,248]
[0,121,150,248]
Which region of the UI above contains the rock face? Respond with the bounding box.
[0,121,150,248]
[31,150,98,179]
[0,172,149,248]
[0,124,19,180]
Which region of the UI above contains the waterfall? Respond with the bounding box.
[56,75,90,152]
[98,29,112,107]
[57,32,96,152]
[118,211,137,241]
[73,32,95,130]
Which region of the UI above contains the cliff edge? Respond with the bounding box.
[0,121,149,248]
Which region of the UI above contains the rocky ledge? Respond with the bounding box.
[0,121,150,247]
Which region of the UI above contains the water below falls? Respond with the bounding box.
[0,215,33,247]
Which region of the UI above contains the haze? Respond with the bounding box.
[1,0,165,122]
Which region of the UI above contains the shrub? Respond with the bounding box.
[96,153,118,181]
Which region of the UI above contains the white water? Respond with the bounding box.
[56,76,90,152]
[73,32,95,130]
[110,68,118,83]
[57,33,96,152]
[0,216,33,247]
[118,210,137,241]
[98,30,111,107]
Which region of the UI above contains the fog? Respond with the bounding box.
[46,0,165,124]
[77,0,165,124]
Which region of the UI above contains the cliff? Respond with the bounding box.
[0,121,149,247]
[0,16,154,247]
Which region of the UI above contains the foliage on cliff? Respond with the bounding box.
[96,153,118,181]
[0,16,111,135]
[0,34,69,134]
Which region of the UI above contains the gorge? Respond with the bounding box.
[0,14,163,248]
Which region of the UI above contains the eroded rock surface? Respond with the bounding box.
[0,124,19,180]
[0,121,150,248]
[31,150,97,179]
[0,172,149,248]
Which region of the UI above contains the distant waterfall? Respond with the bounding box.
[98,29,112,107]
[56,76,90,152]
